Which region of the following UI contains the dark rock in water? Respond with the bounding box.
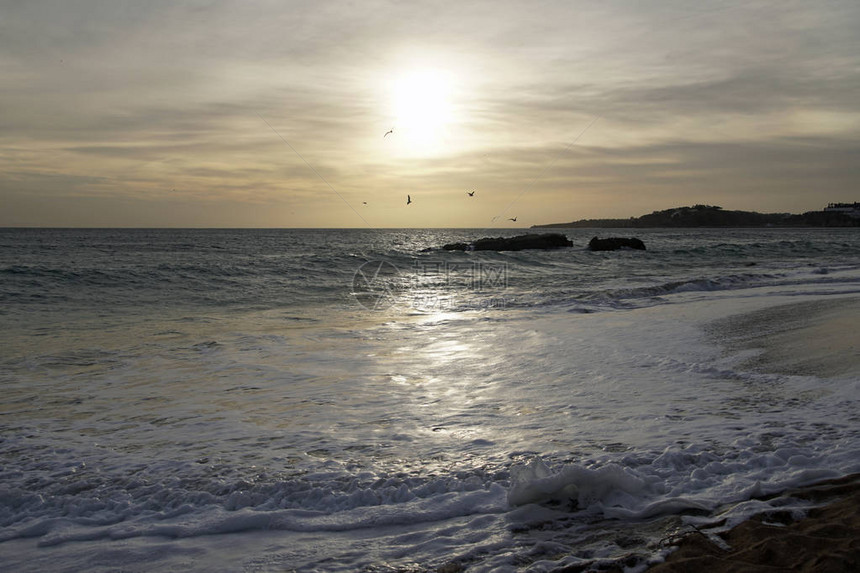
[588,236,647,251]
[442,233,573,251]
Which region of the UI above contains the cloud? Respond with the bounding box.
[1,0,858,226]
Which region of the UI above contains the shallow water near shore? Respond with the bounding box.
[1,228,859,571]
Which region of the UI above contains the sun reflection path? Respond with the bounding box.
[380,315,513,454]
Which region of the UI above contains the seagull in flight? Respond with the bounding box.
[384,128,394,138]
[407,195,412,205]
[466,190,475,197]
[508,217,517,222]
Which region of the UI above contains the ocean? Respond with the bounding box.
[1,227,859,572]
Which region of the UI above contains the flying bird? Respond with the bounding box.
[407,195,412,205]
[466,191,475,197]
[508,217,517,222]
[384,128,394,138]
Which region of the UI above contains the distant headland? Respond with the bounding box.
[532,203,860,229]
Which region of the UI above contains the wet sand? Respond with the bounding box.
[707,296,860,378]
[651,298,860,572]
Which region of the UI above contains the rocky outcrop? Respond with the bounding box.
[588,236,646,251]
[442,233,573,251]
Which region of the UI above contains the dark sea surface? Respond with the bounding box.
[1,227,859,572]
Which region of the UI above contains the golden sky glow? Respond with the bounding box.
[1,1,859,228]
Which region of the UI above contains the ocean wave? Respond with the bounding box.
[581,272,782,303]
[0,462,509,545]
[2,428,857,549]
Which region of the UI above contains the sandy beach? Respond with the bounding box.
[707,296,860,378]
[651,298,860,572]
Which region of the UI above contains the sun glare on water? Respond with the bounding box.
[389,68,457,155]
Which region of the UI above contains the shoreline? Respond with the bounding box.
[707,296,860,379]
[650,298,860,571]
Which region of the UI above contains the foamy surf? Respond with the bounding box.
[2,228,859,571]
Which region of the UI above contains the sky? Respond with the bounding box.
[2,0,859,228]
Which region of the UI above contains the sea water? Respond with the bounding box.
[1,227,859,571]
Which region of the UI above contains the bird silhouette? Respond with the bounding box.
[508,217,517,222]
[407,195,412,205]
[384,129,394,138]
[466,191,475,197]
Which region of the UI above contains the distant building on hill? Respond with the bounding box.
[824,202,860,218]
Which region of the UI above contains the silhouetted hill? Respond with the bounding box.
[533,205,860,228]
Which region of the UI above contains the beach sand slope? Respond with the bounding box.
[653,298,860,572]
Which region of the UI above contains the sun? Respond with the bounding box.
[389,68,455,155]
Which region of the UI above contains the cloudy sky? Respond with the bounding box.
[2,0,858,227]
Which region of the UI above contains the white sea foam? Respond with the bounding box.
[2,229,860,571]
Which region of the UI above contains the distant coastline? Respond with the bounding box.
[532,204,860,229]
